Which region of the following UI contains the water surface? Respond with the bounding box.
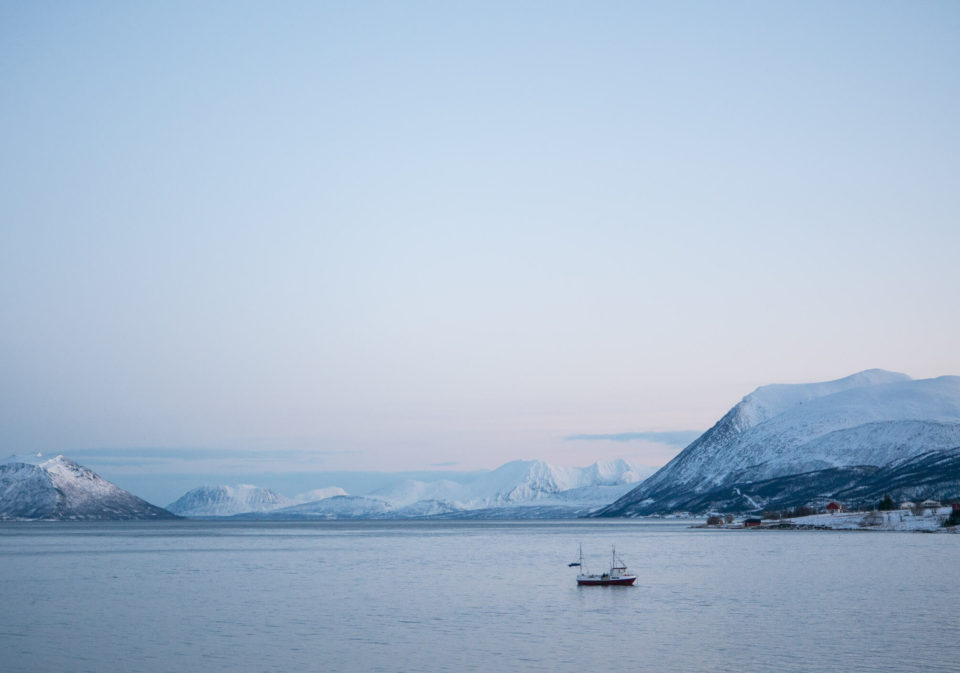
[1,520,957,672]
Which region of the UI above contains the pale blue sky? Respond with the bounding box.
[2,1,958,485]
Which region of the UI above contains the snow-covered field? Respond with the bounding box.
[785,507,957,532]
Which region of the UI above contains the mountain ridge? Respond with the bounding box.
[595,370,960,516]
[177,458,656,519]
[0,455,177,521]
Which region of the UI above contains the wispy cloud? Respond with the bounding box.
[58,447,364,475]
[564,431,701,447]
[66,447,361,461]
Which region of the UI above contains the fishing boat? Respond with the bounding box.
[570,544,636,586]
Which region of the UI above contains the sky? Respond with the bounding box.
[2,1,959,501]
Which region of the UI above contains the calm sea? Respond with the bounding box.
[1,520,957,673]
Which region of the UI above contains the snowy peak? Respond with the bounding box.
[732,369,912,431]
[361,459,655,512]
[293,487,348,503]
[0,455,176,520]
[369,479,463,507]
[183,457,657,519]
[245,495,393,520]
[42,456,126,510]
[167,484,296,517]
[581,459,650,485]
[481,458,648,498]
[168,484,350,516]
[447,458,653,508]
[598,371,960,516]
[479,460,571,501]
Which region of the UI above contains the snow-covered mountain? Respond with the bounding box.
[0,454,176,520]
[462,458,650,506]
[370,458,653,510]
[168,484,349,517]
[167,485,295,517]
[214,458,656,519]
[632,447,960,515]
[596,370,960,516]
[234,495,393,520]
[293,486,348,503]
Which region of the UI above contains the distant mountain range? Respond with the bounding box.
[168,459,656,519]
[0,454,177,520]
[167,484,294,517]
[7,369,959,522]
[0,453,655,521]
[167,484,350,517]
[595,370,960,516]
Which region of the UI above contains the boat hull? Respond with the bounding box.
[577,576,636,586]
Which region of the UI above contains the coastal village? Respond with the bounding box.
[700,499,960,532]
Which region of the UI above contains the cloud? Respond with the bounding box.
[59,446,363,475]
[430,461,459,467]
[66,447,360,460]
[564,430,701,447]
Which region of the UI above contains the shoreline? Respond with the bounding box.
[692,507,960,533]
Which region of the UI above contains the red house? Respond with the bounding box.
[744,518,762,528]
[826,502,843,514]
